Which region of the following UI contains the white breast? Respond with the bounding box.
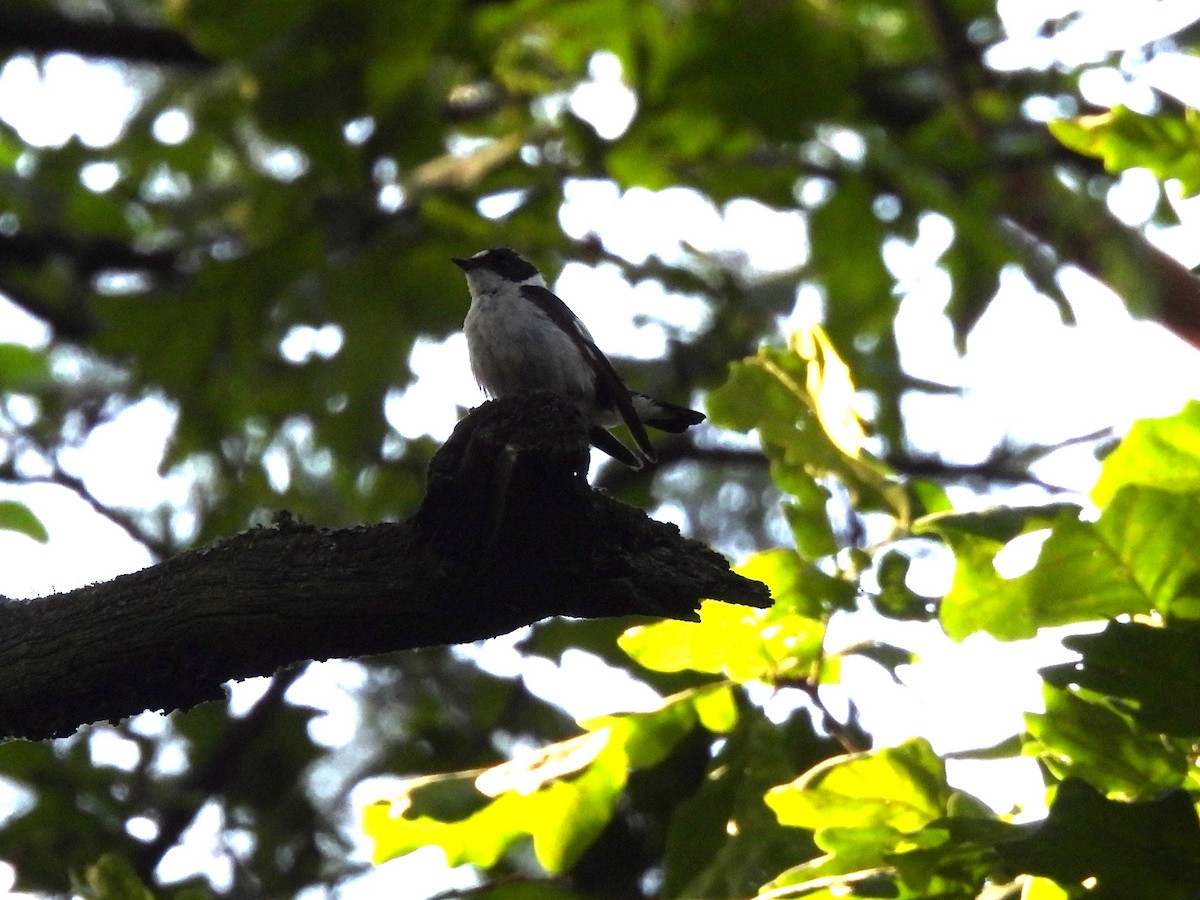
[464,288,596,406]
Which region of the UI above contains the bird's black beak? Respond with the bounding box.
[451,257,477,271]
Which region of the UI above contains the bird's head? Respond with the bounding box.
[452,248,547,297]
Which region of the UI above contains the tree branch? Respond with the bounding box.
[18,468,172,560]
[0,232,180,279]
[1000,168,1200,350]
[139,668,305,874]
[0,9,212,68]
[0,394,769,741]
[0,231,182,339]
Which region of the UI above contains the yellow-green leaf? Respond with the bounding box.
[1092,401,1200,506]
[764,738,950,835]
[620,599,823,683]
[692,684,739,734]
[707,328,909,533]
[1050,106,1200,197]
[365,689,723,874]
[0,500,48,543]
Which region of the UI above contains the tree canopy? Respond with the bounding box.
[2,1,1200,898]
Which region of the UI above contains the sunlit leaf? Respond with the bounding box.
[737,548,855,617]
[618,545,843,685]
[691,683,738,734]
[365,687,727,874]
[1050,106,1200,197]
[475,731,610,797]
[365,735,625,873]
[765,738,950,835]
[619,598,823,684]
[707,327,909,530]
[1092,400,1200,506]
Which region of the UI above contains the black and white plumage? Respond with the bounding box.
[452,248,705,468]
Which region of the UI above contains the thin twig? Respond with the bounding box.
[16,469,173,560]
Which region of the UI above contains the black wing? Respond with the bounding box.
[588,425,643,469]
[520,284,655,463]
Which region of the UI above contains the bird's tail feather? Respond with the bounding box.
[631,393,705,433]
[589,426,644,468]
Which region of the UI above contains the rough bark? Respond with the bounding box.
[0,394,769,741]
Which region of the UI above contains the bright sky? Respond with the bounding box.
[2,2,1200,896]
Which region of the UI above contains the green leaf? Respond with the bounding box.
[527,749,627,873]
[918,502,1079,546]
[0,130,20,170]
[365,687,723,874]
[691,683,739,734]
[0,343,50,391]
[365,731,624,873]
[652,0,857,139]
[708,328,909,527]
[930,486,1200,640]
[1042,619,1200,737]
[80,854,154,900]
[1025,684,1186,797]
[737,548,856,617]
[1092,401,1200,506]
[619,601,824,683]
[996,778,1200,898]
[755,739,1000,899]
[1050,106,1200,197]
[617,547,847,686]
[919,503,1078,640]
[872,550,937,621]
[781,498,838,561]
[0,500,49,543]
[808,175,893,340]
[765,738,950,835]
[363,4,457,109]
[619,597,824,684]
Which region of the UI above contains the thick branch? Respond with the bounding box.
[0,9,212,67]
[0,232,180,278]
[0,395,769,741]
[1001,166,1200,350]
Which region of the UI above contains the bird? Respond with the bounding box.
[452,248,705,468]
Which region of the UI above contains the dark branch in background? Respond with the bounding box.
[887,428,1113,493]
[887,453,1070,492]
[0,232,182,340]
[0,8,213,67]
[594,437,766,493]
[911,0,987,144]
[0,394,770,742]
[0,279,96,342]
[137,668,304,878]
[19,469,172,561]
[906,0,1200,351]
[0,232,180,278]
[1003,170,1200,349]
